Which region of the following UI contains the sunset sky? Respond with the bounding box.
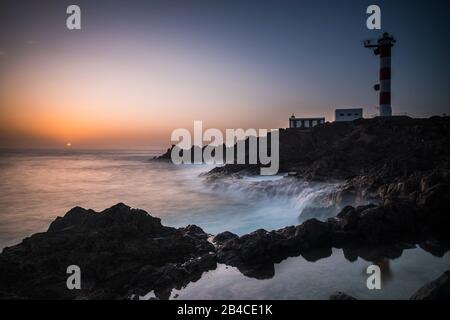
[1,0,449,149]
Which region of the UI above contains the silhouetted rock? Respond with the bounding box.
[341,243,413,263]
[410,271,450,300]
[332,271,450,301]
[299,205,340,222]
[294,219,333,249]
[155,118,450,246]
[1,201,450,298]
[418,240,450,258]
[0,203,216,300]
[213,231,239,244]
[329,292,357,300]
[216,227,300,278]
[338,200,421,244]
[215,198,450,279]
[204,117,450,180]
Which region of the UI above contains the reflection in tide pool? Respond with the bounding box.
[165,248,450,300]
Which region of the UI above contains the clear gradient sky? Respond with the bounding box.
[1,0,449,149]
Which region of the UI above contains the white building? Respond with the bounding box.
[289,115,325,129]
[335,108,363,122]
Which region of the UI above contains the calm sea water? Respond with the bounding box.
[161,248,450,300]
[1,149,448,300]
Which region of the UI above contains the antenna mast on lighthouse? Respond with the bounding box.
[364,32,396,117]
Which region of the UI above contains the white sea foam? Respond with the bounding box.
[0,149,343,248]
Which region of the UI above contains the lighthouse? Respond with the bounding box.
[364,32,396,117]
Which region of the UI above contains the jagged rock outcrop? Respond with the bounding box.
[201,116,450,180]
[1,201,449,299]
[215,199,450,279]
[0,203,216,300]
[332,270,450,300]
[410,271,450,300]
[156,117,450,227]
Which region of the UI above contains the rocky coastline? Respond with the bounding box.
[0,203,217,300]
[0,202,448,300]
[158,116,450,222]
[1,116,449,299]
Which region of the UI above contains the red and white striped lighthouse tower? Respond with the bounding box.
[364,32,396,117]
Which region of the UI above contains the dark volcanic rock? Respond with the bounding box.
[410,271,450,300]
[216,227,299,279]
[341,243,414,263]
[329,292,357,300]
[205,117,450,180]
[216,221,336,278]
[299,205,340,222]
[332,272,450,301]
[145,117,450,297]
[0,203,216,300]
[213,231,239,244]
[330,200,428,245]
[1,201,449,298]
[418,240,450,258]
[294,219,333,249]
[215,198,450,279]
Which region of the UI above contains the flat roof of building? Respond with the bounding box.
[290,116,325,120]
[335,108,363,111]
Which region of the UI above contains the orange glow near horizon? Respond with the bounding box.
[0,34,304,149]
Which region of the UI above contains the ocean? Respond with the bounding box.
[0,148,340,249]
[1,148,449,300]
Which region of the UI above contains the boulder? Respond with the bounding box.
[0,204,216,300]
[294,219,332,249]
[213,231,239,244]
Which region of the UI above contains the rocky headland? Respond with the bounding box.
[159,116,450,233]
[1,116,449,299]
[158,116,450,216]
[0,204,216,300]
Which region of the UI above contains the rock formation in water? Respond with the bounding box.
[213,194,449,278]
[202,116,450,178]
[0,203,216,300]
[157,116,450,223]
[0,202,449,299]
[331,270,450,300]
[329,292,357,300]
[410,271,450,300]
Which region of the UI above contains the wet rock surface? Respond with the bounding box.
[0,201,449,299]
[329,292,357,300]
[202,117,450,180]
[333,270,450,300]
[215,198,450,279]
[0,203,216,299]
[410,271,450,300]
